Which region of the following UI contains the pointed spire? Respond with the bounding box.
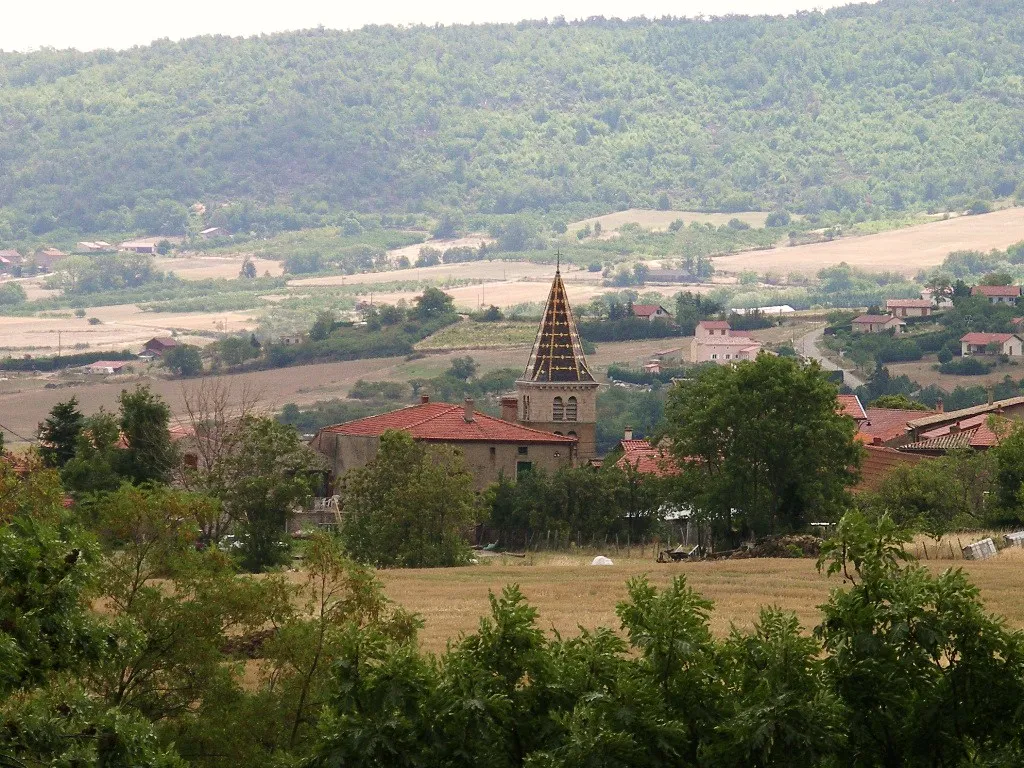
[523,268,594,383]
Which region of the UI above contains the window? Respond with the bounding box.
[516,461,533,479]
[518,446,528,456]
[567,430,577,438]
[489,446,496,459]
[522,395,530,420]
[565,396,578,421]
[552,396,564,421]
[553,431,563,436]
[725,354,731,359]
[712,354,718,360]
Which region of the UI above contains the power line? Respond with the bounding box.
[0,422,36,444]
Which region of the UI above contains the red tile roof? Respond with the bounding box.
[853,314,900,324]
[856,407,937,445]
[698,320,730,329]
[854,445,929,493]
[900,414,1004,453]
[317,401,577,444]
[885,299,932,308]
[972,285,1021,297]
[632,304,669,318]
[960,332,1019,345]
[837,394,867,421]
[615,439,680,477]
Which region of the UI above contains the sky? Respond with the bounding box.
[1,0,871,52]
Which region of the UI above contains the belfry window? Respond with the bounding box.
[552,396,564,421]
[565,396,578,422]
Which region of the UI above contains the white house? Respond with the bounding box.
[960,333,1024,357]
[971,285,1021,305]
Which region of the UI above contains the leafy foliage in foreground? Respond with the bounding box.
[2,2,1024,240]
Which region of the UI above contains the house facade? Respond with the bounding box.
[851,314,905,334]
[310,396,577,491]
[885,299,933,318]
[971,285,1021,305]
[960,332,1024,357]
[690,320,762,364]
[141,337,178,358]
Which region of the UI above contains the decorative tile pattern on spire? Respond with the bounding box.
[524,268,594,382]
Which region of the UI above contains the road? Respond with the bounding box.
[797,326,866,390]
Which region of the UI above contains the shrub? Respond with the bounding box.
[939,357,991,375]
[937,348,953,364]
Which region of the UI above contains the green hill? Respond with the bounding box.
[1,0,1023,241]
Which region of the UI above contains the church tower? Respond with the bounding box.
[516,266,599,461]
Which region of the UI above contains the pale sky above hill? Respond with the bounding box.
[3,0,874,52]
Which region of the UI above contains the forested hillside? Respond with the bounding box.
[2,0,1023,241]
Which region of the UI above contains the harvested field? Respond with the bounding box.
[568,208,770,233]
[886,355,1024,390]
[0,338,677,446]
[373,550,1024,654]
[713,207,1024,277]
[153,255,284,280]
[384,235,494,267]
[0,303,258,354]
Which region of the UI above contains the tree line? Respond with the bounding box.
[2,2,1024,242]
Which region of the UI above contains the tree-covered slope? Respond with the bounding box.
[1,0,1023,239]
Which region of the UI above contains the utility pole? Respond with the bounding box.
[57,331,61,358]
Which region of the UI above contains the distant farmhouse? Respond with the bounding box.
[960,332,1024,357]
[971,285,1020,305]
[630,304,673,322]
[689,320,762,364]
[852,314,905,334]
[885,298,933,318]
[139,337,178,360]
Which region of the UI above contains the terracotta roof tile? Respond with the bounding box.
[615,439,680,477]
[854,445,929,493]
[886,299,933,308]
[853,314,901,323]
[960,332,1019,344]
[856,407,937,445]
[632,304,668,317]
[972,285,1021,297]
[837,394,867,420]
[317,401,577,444]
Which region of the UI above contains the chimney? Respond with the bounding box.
[624,426,633,441]
[464,398,475,423]
[872,436,883,445]
[987,386,994,406]
[500,396,518,423]
[936,398,943,413]
[950,423,960,434]
[420,394,430,404]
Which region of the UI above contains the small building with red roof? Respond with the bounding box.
[960,332,1023,357]
[852,314,905,334]
[615,434,681,478]
[899,413,1005,455]
[971,284,1020,304]
[310,395,577,490]
[886,298,934,318]
[631,304,673,322]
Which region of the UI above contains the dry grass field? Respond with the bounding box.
[713,207,1024,277]
[886,356,1024,389]
[0,303,259,355]
[568,208,771,233]
[152,254,285,279]
[374,549,1024,655]
[0,338,665,445]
